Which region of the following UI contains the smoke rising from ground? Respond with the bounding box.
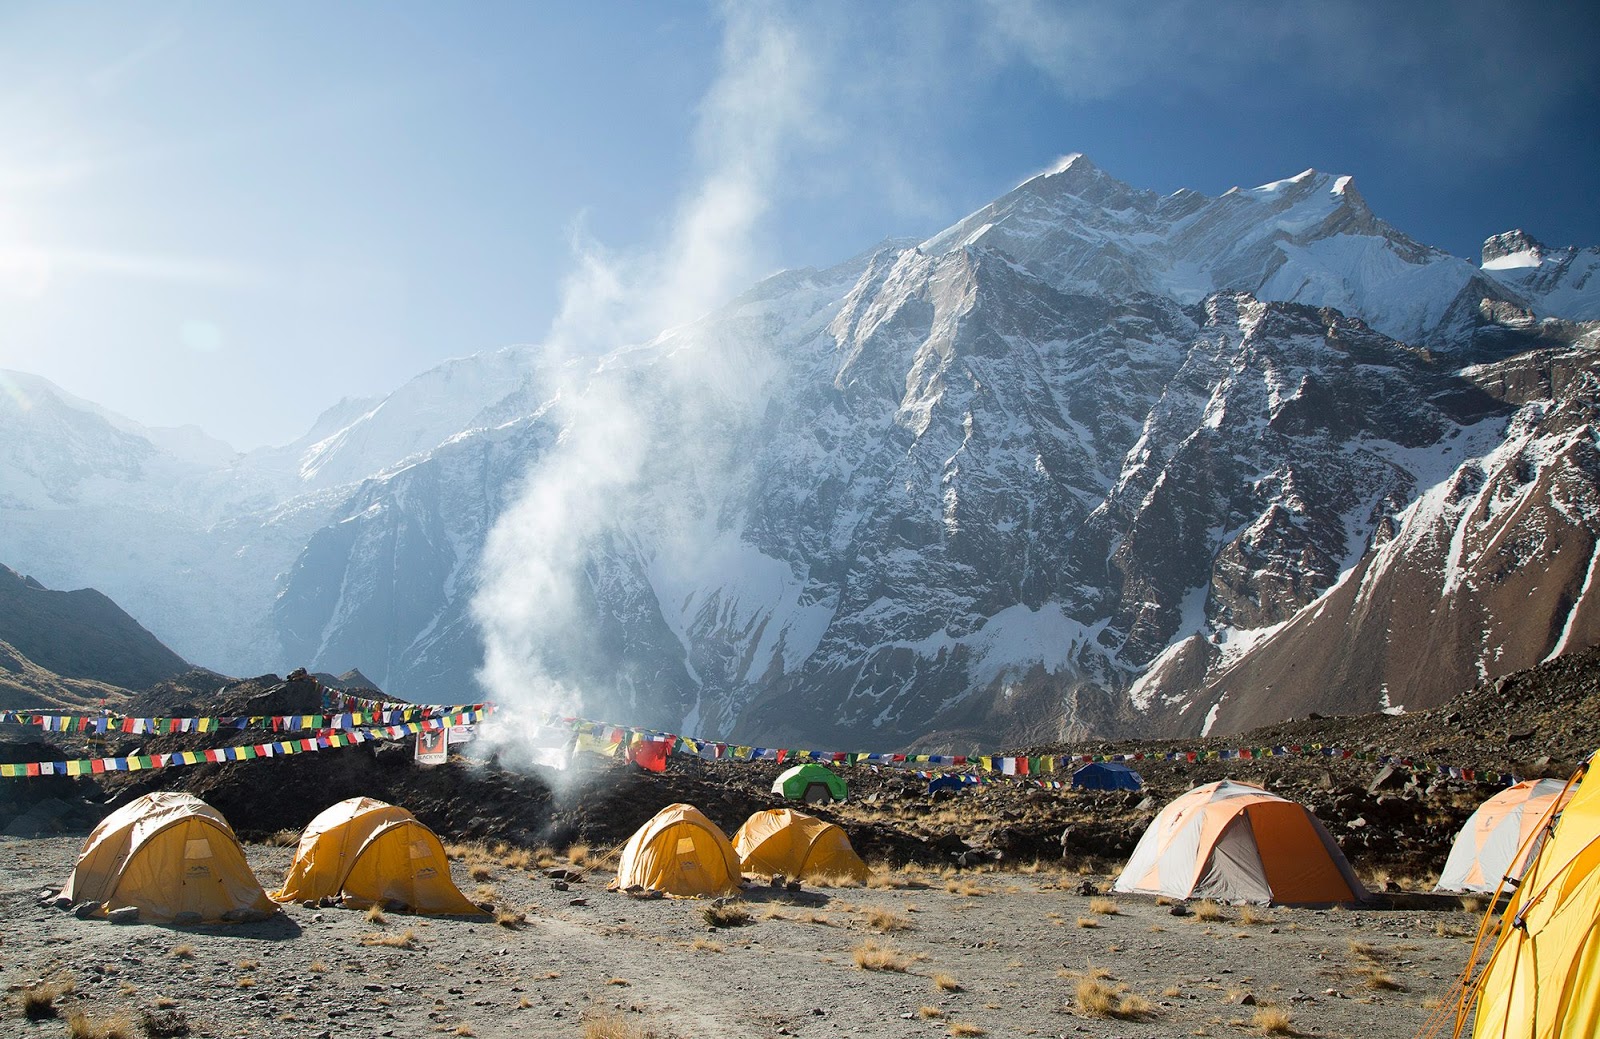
[470,2,818,733]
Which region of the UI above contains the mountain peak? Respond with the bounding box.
[1482,229,1549,268]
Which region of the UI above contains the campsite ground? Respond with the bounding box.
[2,836,1485,1039]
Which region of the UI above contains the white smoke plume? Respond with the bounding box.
[470,1,820,742]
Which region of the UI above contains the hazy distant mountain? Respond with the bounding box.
[0,564,187,706]
[0,156,1595,746]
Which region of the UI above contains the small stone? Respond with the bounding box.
[74,901,101,920]
[1237,993,1257,1006]
[1169,904,1190,917]
[108,906,140,925]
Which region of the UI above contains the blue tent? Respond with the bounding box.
[1071,762,1143,791]
[927,774,972,795]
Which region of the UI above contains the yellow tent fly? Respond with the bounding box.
[273,797,484,915]
[1456,752,1599,1039]
[610,803,740,897]
[59,791,276,924]
[733,808,869,883]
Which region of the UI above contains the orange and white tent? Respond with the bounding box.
[732,809,870,883]
[610,803,741,897]
[272,797,483,915]
[1436,779,1574,893]
[1462,753,1598,1038]
[1114,780,1365,904]
[59,791,276,924]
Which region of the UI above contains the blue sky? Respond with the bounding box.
[1,0,1596,449]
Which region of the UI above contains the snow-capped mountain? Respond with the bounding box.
[1,156,1595,747]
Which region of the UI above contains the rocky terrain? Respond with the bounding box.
[1,834,1488,1039]
[3,646,1594,1038]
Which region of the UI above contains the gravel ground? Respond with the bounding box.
[1,834,1486,1039]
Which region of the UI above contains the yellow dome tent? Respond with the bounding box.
[733,808,870,883]
[610,803,741,897]
[1113,780,1365,905]
[1459,753,1599,1039]
[272,797,484,915]
[59,791,276,924]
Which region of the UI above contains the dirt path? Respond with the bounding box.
[0,835,1486,1039]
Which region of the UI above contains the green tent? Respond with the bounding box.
[773,763,847,803]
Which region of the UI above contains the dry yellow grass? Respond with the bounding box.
[690,938,724,953]
[1360,968,1405,991]
[264,828,301,847]
[1075,916,1100,928]
[1073,979,1153,1021]
[1192,900,1226,922]
[470,864,493,882]
[1074,979,1119,1017]
[170,944,196,960]
[359,929,419,949]
[495,908,527,929]
[1250,1005,1294,1034]
[866,907,913,932]
[365,904,388,925]
[472,884,497,904]
[605,977,631,987]
[945,878,993,897]
[17,977,74,1020]
[703,902,751,928]
[1238,905,1274,926]
[853,939,913,972]
[235,976,255,989]
[948,1023,987,1037]
[917,1005,945,1019]
[1088,896,1120,915]
[64,1011,137,1039]
[932,972,963,992]
[581,1010,653,1039]
[308,960,327,973]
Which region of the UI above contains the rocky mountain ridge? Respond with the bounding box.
[0,156,1595,748]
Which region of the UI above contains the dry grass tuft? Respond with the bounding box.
[865,907,913,932]
[944,878,993,897]
[1072,978,1154,1021]
[565,842,592,866]
[64,1011,137,1039]
[1192,900,1226,922]
[495,908,527,929]
[170,945,196,960]
[307,960,328,973]
[1238,905,1274,926]
[1088,896,1120,915]
[852,939,913,972]
[702,902,751,928]
[1250,1005,1295,1034]
[917,1005,945,1019]
[1459,894,1489,914]
[581,1010,654,1039]
[470,864,493,882]
[235,976,255,989]
[1074,979,1119,1017]
[359,929,419,949]
[690,938,724,953]
[18,977,74,1020]
[263,828,301,847]
[1360,968,1405,991]
[472,884,497,904]
[365,904,388,925]
[948,1023,987,1037]
[1075,916,1100,929]
[605,977,630,987]
[932,972,963,993]
[452,1027,475,1037]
